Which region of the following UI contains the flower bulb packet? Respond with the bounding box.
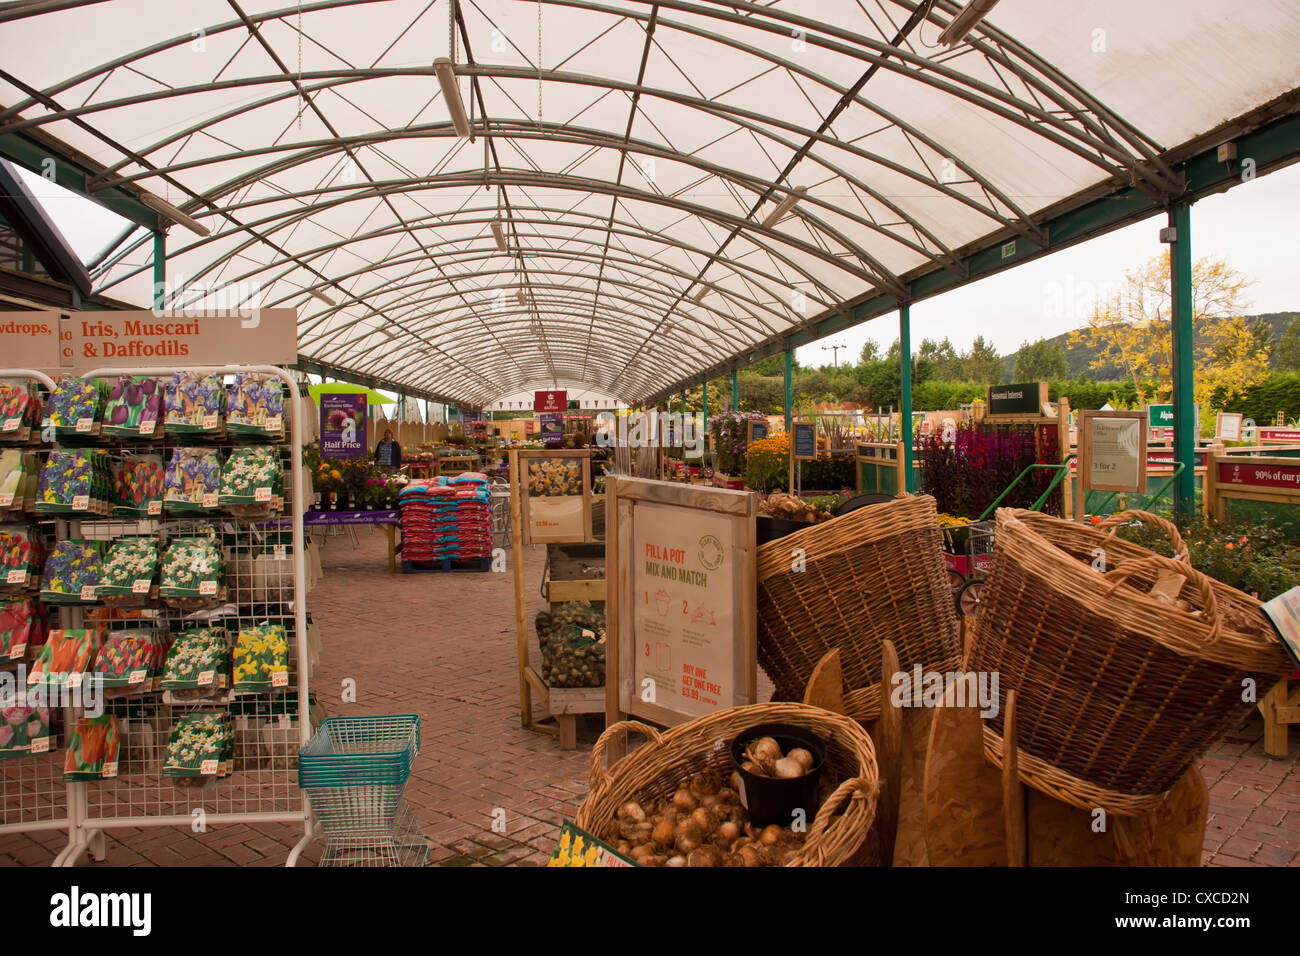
[0,524,40,589]
[164,372,225,436]
[46,377,106,437]
[218,446,283,516]
[163,447,222,513]
[36,449,112,514]
[163,712,234,779]
[95,537,160,604]
[0,381,39,437]
[161,628,230,699]
[0,598,42,662]
[232,624,290,694]
[93,629,164,692]
[102,375,163,437]
[113,453,165,518]
[158,537,223,607]
[64,714,120,781]
[0,449,26,511]
[0,705,55,759]
[227,373,285,438]
[27,628,100,688]
[40,538,105,605]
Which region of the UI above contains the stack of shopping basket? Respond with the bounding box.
[298,714,427,867]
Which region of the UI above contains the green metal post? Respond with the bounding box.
[784,349,793,432]
[732,369,739,412]
[1170,203,1195,520]
[152,230,165,307]
[701,380,708,426]
[900,303,915,492]
[680,389,686,415]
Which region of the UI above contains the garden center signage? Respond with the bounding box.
[59,309,297,371]
[792,422,817,460]
[0,311,60,370]
[535,390,567,413]
[540,412,564,448]
[607,478,757,730]
[320,393,367,459]
[747,420,769,443]
[986,381,1047,417]
[1148,404,1174,430]
[1217,460,1300,490]
[1079,409,1147,495]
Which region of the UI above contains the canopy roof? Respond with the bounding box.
[2,0,1298,405]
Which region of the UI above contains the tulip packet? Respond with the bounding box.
[227,373,285,439]
[95,538,160,605]
[232,624,290,694]
[113,454,165,518]
[0,705,55,759]
[164,372,225,436]
[0,381,40,440]
[160,628,230,700]
[64,714,120,781]
[27,628,99,688]
[93,629,167,694]
[218,446,283,517]
[40,538,106,605]
[159,537,224,607]
[102,376,164,438]
[0,450,28,512]
[36,449,113,515]
[46,377,107,438]
[163,447,222,513]
[0,599,44,662]
[163,712,234,780]
[0,524,41,590]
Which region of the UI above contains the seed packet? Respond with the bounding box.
[218,446,283,516]
[0,705,55,759]
[0,525,41,590]
[0,381,39,439]
[95,538,159,605]
[46,377,107,437]
[40,539,105,604]
[0,450,26,511]
[163,372,225,436]
[36,449,113,515]
[0,599,44,662]
[93,629,164,694]
[102,376,164,437]
[27,628,99,688]
[113,454,165,518]
[163,712,234,780]
[64,714,120,781]
[163,447,222,513]
[227,373,285,438]
[232,624,290,694]
[160,628,230,699]
[158,537,223,607]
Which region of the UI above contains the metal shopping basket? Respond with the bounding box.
[298,715,421,837]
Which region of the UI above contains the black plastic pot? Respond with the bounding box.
[729,722,826,829]
[833,492,896,517]
[755,515,810,545]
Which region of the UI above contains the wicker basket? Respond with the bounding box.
[576,703,879,866]
[970,509,1294,816]
[756,494,960,719]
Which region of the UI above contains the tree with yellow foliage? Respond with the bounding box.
[1068,253,1268,407]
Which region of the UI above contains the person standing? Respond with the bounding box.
[375,429,403,468]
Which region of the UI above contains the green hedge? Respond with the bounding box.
[1216,372,1300,424]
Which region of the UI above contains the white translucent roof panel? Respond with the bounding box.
[1,0,1297,403]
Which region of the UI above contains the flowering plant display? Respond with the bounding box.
[916,422,1061,519]
[113,454,165,517]
[163,447,222,513]
[227,373,285,437]
[0,599,42,662]
[95,537,159,604]
[46,377,107,436]
[161,628,230,699]
[232,623,289,693]
[102,376,163,437]
[36,449,113,514]
[218,446,282,515]
[162,712,233,780]
[163,371,225,435]
[40,538,106,604]
[159,536,223,606]
[744,432,790,492]
[708,412,768,476]
[0,705,54,759]
[64,714,120,781]
[27,628,99,687]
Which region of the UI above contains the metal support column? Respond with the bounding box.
[152,230,165,307]
[732,368,739,412]
[900,302,915,492]
[784,349,793,433]
[1169,203,1195,520]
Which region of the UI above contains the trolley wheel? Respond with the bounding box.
[946,568,966,593]
[957,578,984,617]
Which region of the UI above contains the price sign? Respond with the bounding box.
[30,735,49,754]
[6,569,25,584]
[9,642,25,658]
[138,419,155,436]
[75,417,94,433]
[79,585,96,601]
[254,486,272,503]
[201,492,218,508]
[0,493,14,508]
[1,417,19,432]
[197,669,215,686]
[71,495,89,511]
[200,759,218,776]
[271,670,289,688]
[198,580,217,596]
[202,413,218,429]
[266,415,282,431]
[132,579,151,594]
[102,762,118,778]
[128,669,147,685]
[147,500,162,516]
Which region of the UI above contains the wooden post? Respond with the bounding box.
[1058,397,1072,520]
[510,450,532,729]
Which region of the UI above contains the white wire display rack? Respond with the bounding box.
[0,365,315,866]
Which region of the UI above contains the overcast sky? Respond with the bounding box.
[17,157,1300,378]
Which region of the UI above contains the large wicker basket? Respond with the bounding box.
[575,703,879,867]
[756,494,960,719]
[970,509,1294,816]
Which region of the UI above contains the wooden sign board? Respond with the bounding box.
[986,381,1047,419]
[512,448,593,544]
[1078,409,1148,495]
[792,421,817,460]
[607,477,757,730]
[1215,411,1244,442]
[747,419,769,443]
[0,312,60,370]
[60,309,297,372]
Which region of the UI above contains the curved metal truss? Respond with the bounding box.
[1,0,1288,403]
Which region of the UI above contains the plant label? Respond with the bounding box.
[102,762,118,778]
[138,420,155,436]
[271,670,289,688]
[200,759,218,775]
[254,486,272,503]
[199,580,217,596]
[71,495,89,511]
[198,669,214,686]
[202,492,218,508]
[0,493,13,508]
[202,413,218,429]
[147,500,162,516]
[30,735,49,754]
[1,417,19,432]
[132,579,150,594]
[79,585,96,601]
[5,569,24,584]
[129,669,147,685]
[75,417,94,433]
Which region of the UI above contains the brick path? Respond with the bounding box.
[1,527,1296,866]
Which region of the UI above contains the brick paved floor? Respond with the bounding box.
[1,526,1296,866]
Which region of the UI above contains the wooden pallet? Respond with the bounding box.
[400,556,491,573]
